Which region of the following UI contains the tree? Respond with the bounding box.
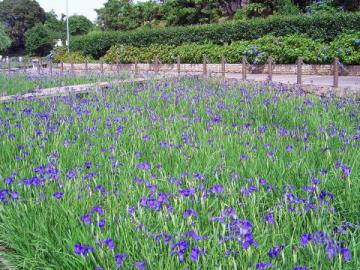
[68,15,94,36]
[0,23,11,53]
[45,11,65,40]
[96,0,140,31]
[162,0,222,26]
[277,0,301,15]
[0,0,46,53]
[25,24,54,56]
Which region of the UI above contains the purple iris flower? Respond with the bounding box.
[97,219,106,228]
[11,191,19,199]
[53,192,63,200]
[240,153,249,160]
[115,253,128,268]
[137,162,151,171]
[210,185,224,194]
[74,243,95,256]
[190,247,205,261]
[90,205,104,215]
[171,240,188,262]
[338,247,351,261]
[263,213,274,225]
[300,234,312,246]
[341,164,351,177]
[256,262,272,270]
[97,238,115,250]
[85,162,92,169]
[80,214,91,225]
[268,245,284,258]
[184,230,201,241]
[133,260,148,270]
[182,208,198,219]
[259,178,267,185]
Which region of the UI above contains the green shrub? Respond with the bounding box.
[277,0,301,15]
[306,0,339,15]
[53,47,92,63]
[71,12,360,59]
[244,3,270,18]
[330,32,360,64]
[0,23,11,52]
[102,33,360,65]
[25,24,54,56]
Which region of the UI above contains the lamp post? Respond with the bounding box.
[66,0,70,53]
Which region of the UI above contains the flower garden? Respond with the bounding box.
[0,76,359,270]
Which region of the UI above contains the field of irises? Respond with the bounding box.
[0,77,359,270]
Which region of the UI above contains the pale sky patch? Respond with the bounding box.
[36,0,108,21]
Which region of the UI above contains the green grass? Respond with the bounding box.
[0,77,359,270]
[0,72,131,96]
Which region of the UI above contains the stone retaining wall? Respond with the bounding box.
[61,63,360,76]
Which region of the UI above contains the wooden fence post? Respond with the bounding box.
[154,56,159,73]
[268,56,273,81]
[116,59,120,74]
[71,61,75,75]
[242,57,247,80]
[49,61,53,76]
[203,55,207,76]
[23,60,27,73]
[297,57,303,85]
[134,60,138,75]
[60,61,64,74]
[8,60,11,75]
[37,60,41,75]
[221,56,226,78]
[100,60,104,75]
[177,56,181,76]
[333,57,339,88]
[85,60,88,73]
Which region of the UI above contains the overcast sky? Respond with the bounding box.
[37,0,107,21]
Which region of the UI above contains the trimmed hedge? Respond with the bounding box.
[71,12,360,59]
[101,33,360,65]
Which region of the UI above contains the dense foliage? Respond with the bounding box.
[25,24,54,56]
[96,0,244,31]
[42,13,94,43]
[96,0,163,31]
[71,12,360,59]
[53,47,93,64]
[0,23,11,53]
[95,0,360,31]
[0,77,359,269]
[68,15,94,36]
[99,33,360,65]
[0,0,47,53]
[23,14,94,57]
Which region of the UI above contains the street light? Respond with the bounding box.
[66,0,70,53]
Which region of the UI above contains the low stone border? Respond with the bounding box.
[0,75,182,104]
[60,63,360,76]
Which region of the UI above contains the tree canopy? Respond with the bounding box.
[68,15,94,36]
[25,23,54,56]
[0,0,47,53]
[0,23,11,53]
[95,0,359,31]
